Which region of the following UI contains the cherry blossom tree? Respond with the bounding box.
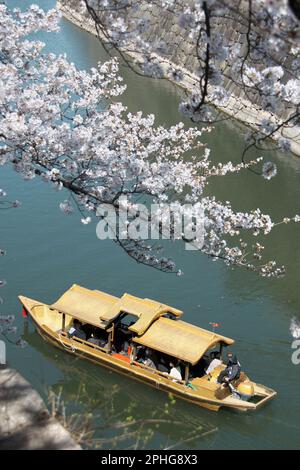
[0,189,25,347]
[0,3,299,278]
[71,0,300,168]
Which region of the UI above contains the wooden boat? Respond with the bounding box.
[19,284,276,412]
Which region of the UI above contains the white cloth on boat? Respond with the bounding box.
[205,358,222,375]
[170,366,182,381]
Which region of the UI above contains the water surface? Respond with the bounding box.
[2,0,300,449]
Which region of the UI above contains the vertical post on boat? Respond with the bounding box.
[107,324,114,353]
[184,363,189,385]
[130,345,137,364]
[108,330,112,353]
[62,312,66,332]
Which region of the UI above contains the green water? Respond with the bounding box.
[2,0,300,449]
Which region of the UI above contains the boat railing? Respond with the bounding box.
[59,331,109,354]
[59,331,188,387]
[131,360,187,386]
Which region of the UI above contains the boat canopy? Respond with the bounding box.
[133,317,234,365]
[100,292,182,335]
[51,284,183,333]
[51,284,119,329]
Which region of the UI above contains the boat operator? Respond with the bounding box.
[217,352,241,385]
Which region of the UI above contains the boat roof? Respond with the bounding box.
[51,285,234,362]
[133,317,234,365]
[51,284,183,334]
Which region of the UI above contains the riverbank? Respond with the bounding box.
[56,0,300,157]
[0,365,81,450]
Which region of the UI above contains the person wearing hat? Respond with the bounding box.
[217,351,241,385]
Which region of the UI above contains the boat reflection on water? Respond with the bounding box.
[22,321,218,450]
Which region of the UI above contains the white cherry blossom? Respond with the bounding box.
[1,3,299,278]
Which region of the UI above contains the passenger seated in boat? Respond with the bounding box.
[68,319,87,341]
[155,353,171,374]
[82,323,93,339]
[217,352,241,385]
[118,341,127,355]
[89,328,108,347]
[119,340,132,356]
[157,362,169,373]
[205,351,222,375]
[169,361,182,382]
[114,320,134,353]
[156,353,170,373]
[136,345,145,363]
[141,348,157,369]
[189,357,207,379]
[87,332,101,346]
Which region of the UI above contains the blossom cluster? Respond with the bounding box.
[72,0,300,158]
[0,4,297,277]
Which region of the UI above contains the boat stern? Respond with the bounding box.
[251,382,277,410]
[220,381,277,411]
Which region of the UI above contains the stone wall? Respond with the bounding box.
[56,1,300,156]
[0,365,81,450]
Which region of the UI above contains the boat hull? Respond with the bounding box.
[35,320,222,412]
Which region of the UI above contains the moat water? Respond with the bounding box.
[3,0,300,449]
